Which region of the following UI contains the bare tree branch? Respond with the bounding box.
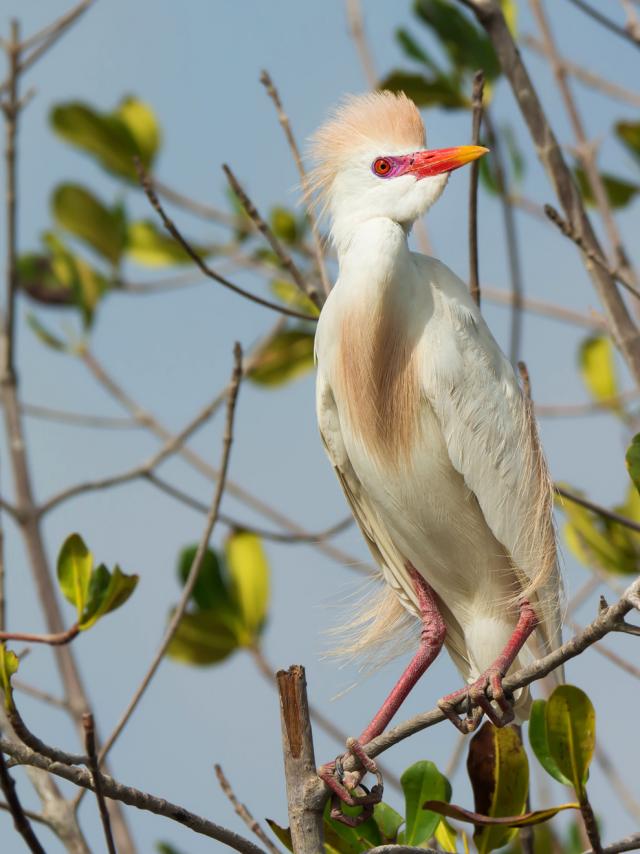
[222,164,322,309]
[0,624,79,645]
[260,70,332,297]
[482,286,606,329]
[135,160,317,322]
[555,485,640,534]
[83,714,116,854]
[565,0,640,48]
[345,0,378,88]
[0,737,267,854]
[215,764,282,854]
[0,748,45,852]
[468,70,484,307]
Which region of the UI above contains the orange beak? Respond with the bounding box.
[404,145,489,179]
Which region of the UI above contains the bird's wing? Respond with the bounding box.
[418,257,563,659]
[316,366,470,672]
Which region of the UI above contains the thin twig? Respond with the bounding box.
[13,679,70,711]
[544,204,640,301]
[583,833,640,854]
[555,485,640,534]
[8,702,87,766]
[0,624,79,645]
[521,33,640,108]
[89,344,244,780]
[483,108,524,365]
[468,70,484,307]
[568,619,640,680]
[215,764,282,854]
[0,748,45,853]
[135,159,317,322]
[20,403,140,430]
[482,285,605,329]
[83,713,116,854]
[145,471,353,544]
[0,800,46,825]
[152,177,237,226]
[222,164,321,308]
[0,737,267,854]
[260,70,331,297]
[579,787,602,854]
[565,0,640,48]
[536,388,640,417]
[345,0,378,88]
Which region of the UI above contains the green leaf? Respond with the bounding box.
[156,843,189,854]
[42,232,109,325]
[126,219,211,267]
[52,183,127,266]
[467,722,529,853]
[579,336,619,406]
[248,329,315,386]
[400,760,450,846]
[57,533,93,621]
[626,434,640,496]
[26,313,68,352]
[0,644,18,711]
[575,166,639,210]
[545,685,595,797]
[423,800,579,828]
[528,699,572,786]
[270,279,320,317]
[560,493,638,575]
[265,820,293,852]
[116,97,161,167]
[177,545,233,612]
[167,608,241,665]
[50,98,161,181]
[269,207,299,245]
[225,531,269,637]
[18,253,74,306]
[79,564,138,630]
[395,28,439,70]
[373,802,404,843]
[414,0,501,80]
[378,70,468,109]
[615,120,640,166]
[323,799,382,852]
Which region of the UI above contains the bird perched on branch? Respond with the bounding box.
[311,91,563,815]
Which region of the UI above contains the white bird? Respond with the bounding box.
[311,91,563,809]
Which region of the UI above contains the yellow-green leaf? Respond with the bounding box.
[545,685,595,797]
[626,434,640,496]
[434,816,458,852]
[167,608,242,665]
[248,329,315,386]
[467,722,529,853]
[270,280,320,317]
[269,207,299,245]
[116,97,161,167]
[79,564,139,630]
[578,336,618,406]
[575,167,639,210]
[529,699,572,786]
[225,531,269,637]
[26,313,68,352]
[265,820,293,852]
[423,800,579,828]
[52,183,127,266]
[126,220,211,267]
[0,644,18,711]
[57,534,93,621]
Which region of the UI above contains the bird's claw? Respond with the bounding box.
[318,737,383,827]
[438,668,514,733]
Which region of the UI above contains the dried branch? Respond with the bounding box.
[0,737,267,854]
[91,344,243,775]
[83,714,116,854]
[215,764,282,854]
[151,177,237,226]
[345,0,378,88]
[483,108,524,365]
[145,471,353,543]
[482,286,605,329]
[536,389,640,417]
[531,0,639,292]
[313,575,640,781]
[0,624,79,645]
[544,204,640,301]
[277,666,324,854]
[8,702,87,766]
[568,619,640,681]
[260,70,331,297]
[565,0,640,48]
[521,33,640,108]
[223,164,321,309]
[468,70,484,307]
[584,834,640,854]
[455,0,640,385]
[0,748,45,852]
[20,402,140,430]
[135,159,317,322]
[13,680,69,711]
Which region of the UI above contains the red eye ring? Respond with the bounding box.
[372,157,392,177]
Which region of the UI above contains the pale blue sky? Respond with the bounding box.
[1,1,639,851]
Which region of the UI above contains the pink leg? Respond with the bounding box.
[318,566,446,824]
[438,600,538,733]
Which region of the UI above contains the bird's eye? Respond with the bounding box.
[372,157,392,177]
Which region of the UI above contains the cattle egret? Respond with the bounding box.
[311,91,563,814]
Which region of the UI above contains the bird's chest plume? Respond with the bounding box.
[336,303,421,466]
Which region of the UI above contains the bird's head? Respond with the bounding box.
[308,91,488,249]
